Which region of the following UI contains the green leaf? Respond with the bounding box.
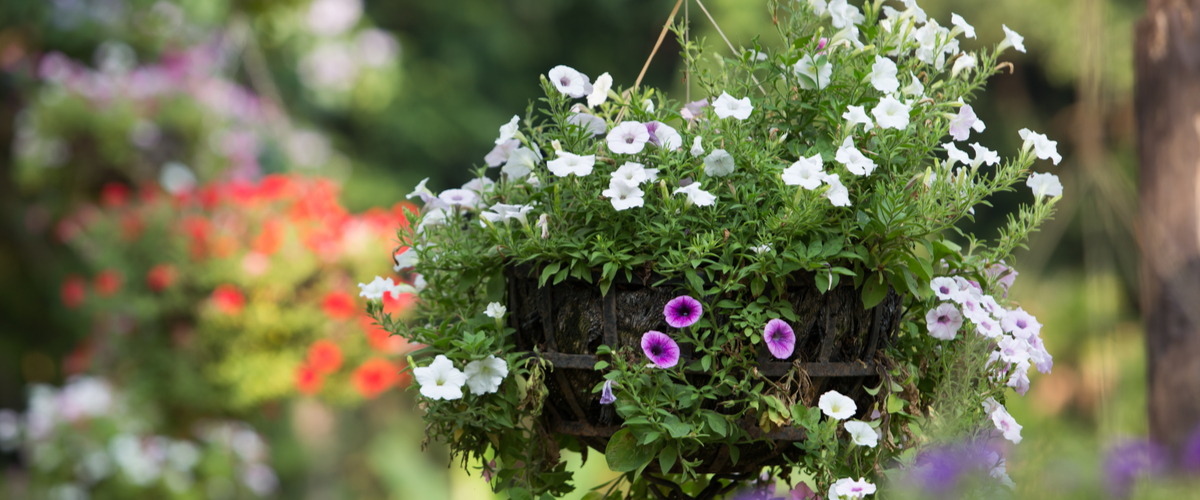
[539,263,562,288]
[685,269,705,294]
[593,360,610,370]
[887,394,907,414]
[728,445,740,465]
[704,411,728,437]
[509,488,533,500]
[662,415,692,438]
[861,272,889,309]
[659,442,678,474]
[605,428,655,472]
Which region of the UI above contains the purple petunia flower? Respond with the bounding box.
[664,295,703,328]
[764,319,796,359]
[1104,440,1168,499]
[1184,425,1200,472]
[599,380,616,404]
[641,331,680,368]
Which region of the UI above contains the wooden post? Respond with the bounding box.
[1137,0,1200,457]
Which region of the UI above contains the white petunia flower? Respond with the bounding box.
[782,154,826,189]
[406,177,437,205]
[394,247,419,270]
[818,390,857,420]
[413,355,467,401]
[606,121,650,155]
[997,25,1026,54]
[948,100,986,141]
[438,188,478,207]
[537,213,550,239]
[989,403,1023,444]
[1018,128,1062,164]
[902,72,925,98]
[646,121,682,150]
[485,302,506,319]
[750,244,773,254]
[502,147,539,179]
[703,149,737,177]
[807,0,828,16]
[417,207,449,234]
[588,72,612,108]
[690,136,705,157]
[833,478,876,500]
[824,173,852,207]
[413,274,427,292]
[842,105,874,132]
[967,143,1000,169]
[950,13,976,39]
[526,173,541,188]
[712,92,754,120]
[976,317,1003,338]
[828,0,864,28]
[496,115,520,145]
[1026,172,1063,200]
[943,142,972,169]
[613,162,650,185]
[567,112,608,136]
[548,65,591,98]
[835,137,877,176]
[794,54,833,90]
[643,99,655,113]
[480,203,536,226]
[952,52,976,78]
[359,277,399,300]
[929,277,962,301]
[997,335,1031,364]
[464,355,509,395]
[546,152,596,177]
[870,55,899,94]
[871,95,911,130]
[926,302,963,340]
[485,139,521,167]
[461,177,495,203]
[601,178,645,211]
[673,183,717,207]
[844,420,878,448]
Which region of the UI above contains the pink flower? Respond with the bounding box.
[663,295,703,328]
[925,303,963,340]
[763,319,796,359]
[1000,308,1041,339]
[641,331,680,368]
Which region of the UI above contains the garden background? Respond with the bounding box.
[0,0,1154,498]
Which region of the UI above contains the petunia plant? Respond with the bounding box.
[366,0,1063,498]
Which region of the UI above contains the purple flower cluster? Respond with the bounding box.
[1103,440,1167,499]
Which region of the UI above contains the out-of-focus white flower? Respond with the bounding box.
[643,99,655,113]
[712,92,754,120]
[464,355,509,395]
[480,203,536,226]
[437,188,478,207]
[356,29,399,67]
[588,72,612,108]
[58,377,113,422]
[567,112,607,136]
[413,274,428,292]
[988,403,1023,444]
[997,25,1026,54]
[601,178,645,211]
[547,151,596,177]
[782,154,826,189]
[827,0,864,28]
[703,149,737,177]
[818,390,856,420]
[952,52,977,78]
[537,214,549,239]
[833,477,876,500]
[306,0,362,37]
[948,100,986,141]
[950,13,976,39]
[808,0,828,16]
[485,302,506,319]
[502,147,539,179]
[496,115,520,145]
[159,161,197,194]
[690,136,705,157]
[674,183,718,207]
[844,420,878,448]
[548,65,592,98]
[842,105,874,132]
[872,95,911,130]
[835,137,877,176]
[902,72,925,98]
[606,121,650,155]
[413,355,467,400]
[794,54,833,90]
[870,55,899,93]
[394,248,418,270]
[484,139,520,167]
[1019,128,1062,164]
[299,43,359,92]
[242,463,279,496]
[824,173,852,207]
[750,244,773,254]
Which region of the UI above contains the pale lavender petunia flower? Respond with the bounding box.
[926,303,963,340]
[606,121,650,154]
[645,121,682,150]
[599,379,616,404]
[1104,440,1167,499]
[485,139,520,167]
[680,99,709,121]
[1000,308,1040,339]
[764,319,796,359]
[641,331,680,368]
[664,295,703,328]
[567,112,607,136]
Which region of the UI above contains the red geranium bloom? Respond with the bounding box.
[358,315,409,353]
[295,364,323,395]
[307,340,343,374]
[120,213,144,241]
[212,285,245,314]
[382,290,415,315]
[61,275,86,308]
[321,291,357,321]
[353,358,399,399]
[252,219,284,255]
[94,270,122,297]
[100,182,131,207]
[146,264,177,292]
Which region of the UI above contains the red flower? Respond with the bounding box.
[353,358,399,399]
[382,290,415,315]
[358,315,408,353]
[146,264,177,292]
[307,340,343,374]
[100,182,131,207]
[120,213,144,241]
[94,270,122,297]
[61,275,86,308]
[295,364,324,395]
[212,285,245,314]
[321,291,357,321]
[252,219,284,255]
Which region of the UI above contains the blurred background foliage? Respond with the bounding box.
[0,0,1161,498]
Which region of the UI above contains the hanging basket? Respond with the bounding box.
[505,263,903,474]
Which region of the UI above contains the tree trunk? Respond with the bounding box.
[1137,0,1200,457]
